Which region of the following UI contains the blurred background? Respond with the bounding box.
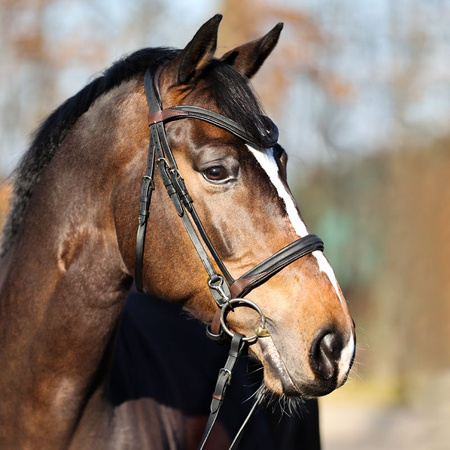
[1,0,449,448]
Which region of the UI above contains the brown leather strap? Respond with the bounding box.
[230,273,267,299]
[210,308,222,336]
[148,108,188,124]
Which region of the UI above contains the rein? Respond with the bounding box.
[135,68,324,449]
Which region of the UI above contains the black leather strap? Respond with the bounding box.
[156,105,279,148]
[135,113,158,292]
[197,333,247,450]
[230,234,324,298]
[137,69,233,304]
[245,234,324,279]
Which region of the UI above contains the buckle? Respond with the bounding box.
[208,275,231,306]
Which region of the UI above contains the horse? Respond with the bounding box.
[0,14,355,449]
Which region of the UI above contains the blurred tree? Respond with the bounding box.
[0,0,168,175]
[295,136,450,402]
[0,183,11,231]
[217,0,351,116]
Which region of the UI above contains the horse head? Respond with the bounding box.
[116,15,355,399]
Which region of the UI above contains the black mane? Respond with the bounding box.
[202,59,273,148]
[1,47,272,256]
[1,48,177,256]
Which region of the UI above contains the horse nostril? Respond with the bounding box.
[310,329,344,381]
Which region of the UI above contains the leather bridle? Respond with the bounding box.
[135,68,324,449]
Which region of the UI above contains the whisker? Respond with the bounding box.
[254,383,309,420]
[247,365,264,376]
[242,384,265,404]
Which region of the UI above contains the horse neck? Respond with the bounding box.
[0,78,147,448]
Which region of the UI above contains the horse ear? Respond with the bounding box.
[221,23,283,79]
[164,14,222,86]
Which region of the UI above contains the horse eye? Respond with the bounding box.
[203,166,229,182]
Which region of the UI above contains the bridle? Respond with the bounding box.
[135,68,324,449]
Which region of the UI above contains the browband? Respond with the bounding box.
[146,65,278,149]
[148,106,279,149]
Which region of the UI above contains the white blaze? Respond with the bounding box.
[246,145,344,303]
[247,145,355,383]
[247,146,308,237]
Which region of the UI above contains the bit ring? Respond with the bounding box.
[219,298,268,343]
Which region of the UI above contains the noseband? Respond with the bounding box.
[135,68,324,449]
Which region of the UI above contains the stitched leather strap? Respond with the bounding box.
[230,234,324,298]
[197,333,247,450]
[135,72,161,292]
[149,105,279,149]
[137,69,233,303]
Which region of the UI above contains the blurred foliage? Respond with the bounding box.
[0,184,11,231]
[294,136,450,401]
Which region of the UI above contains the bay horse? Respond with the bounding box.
[0,15,355,449]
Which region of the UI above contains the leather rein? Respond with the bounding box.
[135,69,324,449]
